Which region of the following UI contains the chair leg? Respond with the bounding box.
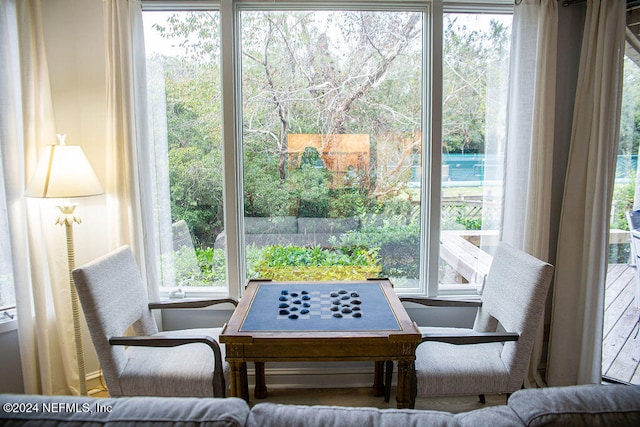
[478,394,486,404]
[384,360,393,402]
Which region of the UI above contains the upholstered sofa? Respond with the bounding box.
[214,216,361,249]
[2,384,640,426]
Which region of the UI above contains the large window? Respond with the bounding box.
[239,8,425,289]
[142,1,511,296]
[143,9,226,292]
[439,12,511,294]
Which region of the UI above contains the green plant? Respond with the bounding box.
[610,178,635,230]
[257,245,378,268]
[254,245,381,281]
[194,247,227,284]
[334,214,420,279]
[170,246,227,287]
[608,177,635,264]
[328,188,367,218]
[456,207,482,230]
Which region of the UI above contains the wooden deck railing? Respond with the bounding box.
[439,228,630,286]
[440,231,493,285]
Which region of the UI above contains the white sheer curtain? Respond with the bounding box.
[0,0,79,395]
[104,0,164,302]
[501,0,557,386]
[548,0,625,386]
[0,0,163,395]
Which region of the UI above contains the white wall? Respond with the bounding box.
[0,325,24,394]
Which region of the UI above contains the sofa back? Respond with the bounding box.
[3,384,638,427]
[0,394,250,427]
[507,384,640,426]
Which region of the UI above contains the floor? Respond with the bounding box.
[603,263,640,385]
[246,386,506,413]
[92,386,506,413]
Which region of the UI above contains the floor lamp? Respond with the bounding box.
[26,134,104,396]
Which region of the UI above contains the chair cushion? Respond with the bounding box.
[414,326,510,397]
[119,328,229,397]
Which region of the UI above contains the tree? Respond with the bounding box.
[238,10,425,211]
[442,15,510,154]
[146,9,512,244]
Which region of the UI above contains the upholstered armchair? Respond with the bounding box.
[72,245,237,397]
[393,241,554,408]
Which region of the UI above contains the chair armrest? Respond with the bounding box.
[109,334,221,348]
[421,331,519,345]
[109,335,226,397]
[400,296,482,308]
[148,298,238,310]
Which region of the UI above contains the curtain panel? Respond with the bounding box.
[103,0,162,303]
[0,0,78,395]
[0,0,161,395]
[502,0,557,387]
[548,0,625,386]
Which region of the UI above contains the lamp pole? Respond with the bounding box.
[56,202,86,396]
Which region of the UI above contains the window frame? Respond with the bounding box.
[234,1,433,297]
[142,0,513,299]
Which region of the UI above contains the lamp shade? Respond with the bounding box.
[26,142,104,198]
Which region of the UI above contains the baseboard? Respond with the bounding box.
[86,370,107,396]
[85,363,394,393]
[246,363,395,390]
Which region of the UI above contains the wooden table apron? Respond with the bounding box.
[219,279,420,409]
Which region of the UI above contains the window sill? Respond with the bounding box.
[159,287,232,306]
[0,308,18,333]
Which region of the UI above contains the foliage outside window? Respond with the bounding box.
[608,55,640,264]
[142,3,513,294]
[439,12,510,292]
[238,8,425,288]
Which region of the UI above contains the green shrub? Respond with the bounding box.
[171,246,226,287]
[334,215,421,279]
[195,246,227,284]
[257,245,378,267]
[456,208,482,230]
[254,245,381,281]
[611,179,635,230]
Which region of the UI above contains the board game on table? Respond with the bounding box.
[220,279,421,409]
[240,282,400,332]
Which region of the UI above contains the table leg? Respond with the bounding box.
[254,362,268,399]
[384,360,393,403]
[373,361,385,396]
[229,361,250,402]
[396,360,415,409]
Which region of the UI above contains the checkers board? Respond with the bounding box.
[239,282,401,332]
